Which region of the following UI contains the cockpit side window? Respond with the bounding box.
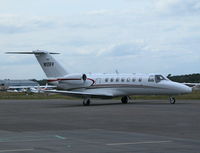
[155,75,166,83]
[148,75,155,82]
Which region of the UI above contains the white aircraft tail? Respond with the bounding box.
[6,50,68,78]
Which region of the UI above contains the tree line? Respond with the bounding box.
[167,73,200,83]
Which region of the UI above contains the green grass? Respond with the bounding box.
[0,91,199,100]
[0,92,77,100]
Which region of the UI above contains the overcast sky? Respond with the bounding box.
[0,0,200,79]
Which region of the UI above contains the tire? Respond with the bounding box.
[83,99,90,106]
[121,96,128,104]
[169,97,176,104]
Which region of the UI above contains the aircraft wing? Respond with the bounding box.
[44,89,115,97]
[182,83,200,87]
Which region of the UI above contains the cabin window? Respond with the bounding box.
[110,78,114,82]
[105,78,109,82]
[127,78,130,82]
[121,78,125,82]
[132,78,136,82]
[139,78,142,82]
[148,75,155,82]
[116,78,119,82]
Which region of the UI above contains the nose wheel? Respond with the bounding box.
[169,97,176,104]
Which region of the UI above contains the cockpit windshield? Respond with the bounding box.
[155,75,166,83]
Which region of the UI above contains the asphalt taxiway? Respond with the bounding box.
[0,99,199,153]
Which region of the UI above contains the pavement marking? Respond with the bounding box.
[106,140,172,146]
[0,148,34,152]
[0,135,66,143]
[55,135,66,140]
[0,138,56,143]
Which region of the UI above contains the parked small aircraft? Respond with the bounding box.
[7,84,55,93]
[6,50,192,105]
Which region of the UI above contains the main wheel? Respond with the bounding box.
[121,96,129,104]
[83,99,91,106]
[169,97,176,104]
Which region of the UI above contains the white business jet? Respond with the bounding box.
[6,50,192,106]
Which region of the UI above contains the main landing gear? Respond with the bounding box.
[121,96,129,104]
[169,97,176,104]
[83,98,91,106]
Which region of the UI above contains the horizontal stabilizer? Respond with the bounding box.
[6,50,59,54]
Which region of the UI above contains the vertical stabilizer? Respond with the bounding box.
[6,50,68,78]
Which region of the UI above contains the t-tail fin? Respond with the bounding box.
[6,50,68,78]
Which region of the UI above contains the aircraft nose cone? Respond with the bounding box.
[180,84,192,94]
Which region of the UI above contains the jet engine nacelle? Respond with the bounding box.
[57,73,94,90]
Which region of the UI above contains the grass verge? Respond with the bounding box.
[0,91,199,100]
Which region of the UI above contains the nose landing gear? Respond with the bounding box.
[169,97,176,104]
